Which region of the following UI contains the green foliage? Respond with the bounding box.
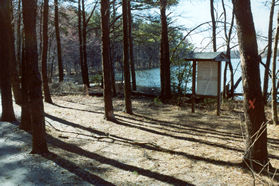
[170,32,193,95]
[132,0,179,9]
[90,73,102,85]
[50,82,84,95]
[153,97,163,105]
[133,16,194,70]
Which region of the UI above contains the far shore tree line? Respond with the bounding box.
[0,0,279,174]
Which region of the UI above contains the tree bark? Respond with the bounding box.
[263,0,275,104]
[128,0,136,91]
[222,0,235,99]
[81,0,90,89]
[20,39,32,131]
[78,0,85,90]
[101,0,115,121]
[42,0,53,103]
[123,0,133,114]
[210,0,217,52]
[9,0,22,105]
[38,2,44,61]
[22,0,48,154]
[110,0,117,96]
[271,10,279,124]
[0,0,16,122]
[233,0,269,171]
[223,62,228,99]
[160,0,171,101]
[17,0,22,71]
[54,0,63,82]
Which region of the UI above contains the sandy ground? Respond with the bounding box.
[1,94,279,185]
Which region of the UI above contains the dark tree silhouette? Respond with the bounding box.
[81,0,90,90]
[17,0,22,70]
[128,0,136,91]
[0,0,16,122]
[233,0,269,171]
[78,0,89,94]
[42,0,53,104]
[22,0,48,154]
[263,0,275,104]
[210,0,217,52]
[20,33,32,131]
[123,0,133,114]
[271,10,279,124]
[54,0,64,82]
[160,0,171,101]
[9,0,22,106]
[221,0,234,99]
[101,0,115,121]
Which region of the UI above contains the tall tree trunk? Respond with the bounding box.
[81,0,90,90]
[263,0,275,104]
[110,0,117,96]
[17,0,22,70]
[128,0,136,91]
[0,0,16,122]
[271,10,279,124]
[122,0,133,114]
[222,0,234,99]
[101,0,115,121]
[233,0,269,171]
[38,2,43,61]
[78,0,85,89]
[22,0,48,154]
[160,0,171,101]
[10,0,22,105]
[20,37,32,131]
[42,0,52,103]
[47,35,53,83]
[54,0,63,82]
[223,62,228,99]
[210,0,217,52]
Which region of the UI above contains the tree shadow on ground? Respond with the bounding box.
[53,103,242,142]
[45,114,279,183]
[53,103,104,115]
[46,114,243,167]
[0,122,101,185]
[42,152,114,185]
[49,103,279,181]
[46,133,192,186]
[50,104,279,161]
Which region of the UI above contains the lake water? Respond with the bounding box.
[115,57,277,96]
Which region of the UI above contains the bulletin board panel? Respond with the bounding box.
[196,61,220,96]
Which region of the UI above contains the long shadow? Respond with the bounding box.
[46,113,242,153]
[42,152,114,185]
[119,113,242,139]
[114,117,244,153]
[115,115,244,143]
[0,122,113,185]
[51,103,279,158]
[116,113,279,151]
[53,103,244,143]
[45,114,243,165]
[53,103,104,115]
[46,116,279,183]
[46,113,279,162]
[46,134,193,186]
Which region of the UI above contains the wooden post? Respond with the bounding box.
[217,61,221,116]
[192,60,196,113]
